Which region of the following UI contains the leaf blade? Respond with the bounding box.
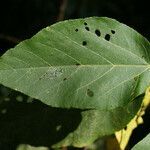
[0,17,150,109]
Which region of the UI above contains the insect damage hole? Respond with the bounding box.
[95,29,101,37]
[82,41,87,46]
[124,126,127,130]
[63,78,67,81]
[85,26,90,31]
[105,34,110,41]
[87,89,94,97]
[84,22,87,26]
[76,63,81,66]
[111,30,115,34]
[75,29,78,32]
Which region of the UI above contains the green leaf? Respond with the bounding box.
[0,17,150,109]
[132,133,150,150]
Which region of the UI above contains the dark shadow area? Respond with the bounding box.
[0,0,60,39]
[0,38,17,56]
[0,0,149,41]
[0,86,82,149]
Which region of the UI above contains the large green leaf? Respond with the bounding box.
[132,133,150,150]
[0,17,150,109]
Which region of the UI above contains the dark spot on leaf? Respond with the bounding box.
[134,76,139,81]
[134,77,138,81]
[63,78,67,81]
[85,26,90,31]
[39,77,42,80]
[95,29,101,37]
[142,55,145,58]
[124,126,127,130]
[82,41,87,46]
[75,29,78,32]
[76,63,81,66]
[105,34,110,41]
[111,30,115,34]
[84,22,87,26]
[87,89,94,97]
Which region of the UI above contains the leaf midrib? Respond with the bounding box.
[0,64,150,71]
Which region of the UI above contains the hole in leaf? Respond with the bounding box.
[63,78,67,81]
[111,30,115,34]
[95,29,101,37]
[124,126,127,130]
[76,63,81,66]
[105,34,110,41]
[75,29,78,32]
[85,26,90,31]
[82,41,87,46]
[84,22,87,26]
[87,89,94,97]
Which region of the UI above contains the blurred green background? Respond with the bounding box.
[0,0,150,149]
